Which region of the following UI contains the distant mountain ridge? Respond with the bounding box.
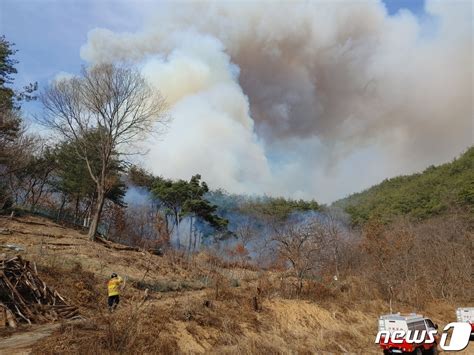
[333,147,474,226]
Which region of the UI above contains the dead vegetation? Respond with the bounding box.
[0,256,79,328]
[0,214,472,354]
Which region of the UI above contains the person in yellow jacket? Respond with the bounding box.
[107,273,123,312]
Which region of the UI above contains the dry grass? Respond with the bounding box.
[1,215,473,354]
[30,268,473,354]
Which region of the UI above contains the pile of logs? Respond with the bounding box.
[0,256,79,328]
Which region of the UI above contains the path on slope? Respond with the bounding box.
[0,323,60,355]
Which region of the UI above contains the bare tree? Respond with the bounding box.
[40,64,167,240]
[317,208,349,279]
[271,220,324,295]
[235,217,257,249]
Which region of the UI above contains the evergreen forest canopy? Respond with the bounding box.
[334,147,474,226]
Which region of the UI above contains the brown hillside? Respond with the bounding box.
[0,215,472,354]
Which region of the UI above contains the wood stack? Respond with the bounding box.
[0,256,79,327]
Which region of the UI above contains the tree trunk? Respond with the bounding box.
[188,216,193,253]
[193,229,198,251]
[297,277,303,297]
[84,195,95,228]
[334,247,340,279]
[175,214,181,249]
[57,194,67,221]
[74,195,80,221]
[87,188,105,241]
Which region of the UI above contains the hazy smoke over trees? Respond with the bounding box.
[80,0,472,202]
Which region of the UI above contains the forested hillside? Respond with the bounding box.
[334,147,474,226]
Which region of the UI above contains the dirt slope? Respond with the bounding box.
[0,324,59,355]
[0,215,472,354]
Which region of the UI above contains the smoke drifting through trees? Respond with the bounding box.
[80,0,472,202]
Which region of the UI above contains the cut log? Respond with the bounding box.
[0,306,6,328]
[0,255,79,327]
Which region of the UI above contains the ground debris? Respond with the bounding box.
[0,243,24,251]
[0,255,79,328]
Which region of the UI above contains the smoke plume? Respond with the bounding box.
[80,0,472,202]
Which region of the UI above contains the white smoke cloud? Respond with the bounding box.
[79,0,472,202]
[139,32,274,195]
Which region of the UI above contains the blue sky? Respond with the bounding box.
[384,0,425,15]
[2,0,446,202]
[1,0,151,117]
[2,0,426,108]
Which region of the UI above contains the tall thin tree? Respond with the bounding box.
[41,63,167,240]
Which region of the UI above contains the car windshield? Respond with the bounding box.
[425,319,435,329]
[408,320,426,331]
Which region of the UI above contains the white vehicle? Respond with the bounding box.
[377,313,439,355]
[456,307,474,334]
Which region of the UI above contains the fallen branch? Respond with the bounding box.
[0,255,79,327]
[95,236,141,252]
